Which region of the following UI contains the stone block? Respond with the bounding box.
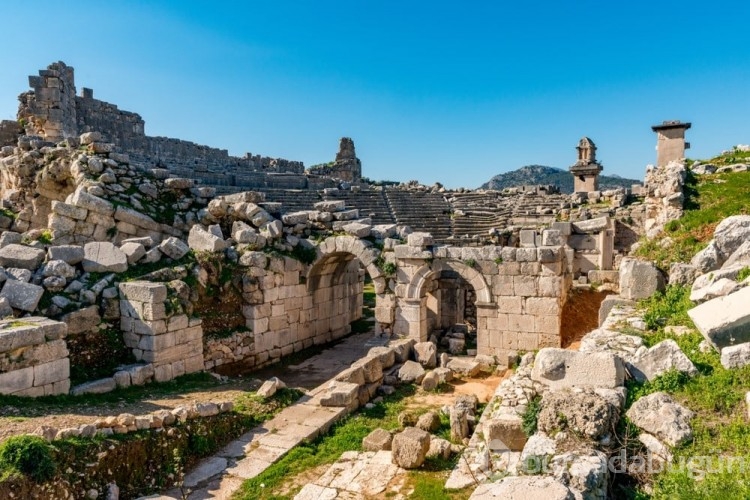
[0,366,34,394]
[33,358,70,386]
[363,428,392,451]
[391,427,430,469]
[83,242,128,273]
[66,186,114,216]
[688,287,750,349]
[158,237,189,260]
[47,245,84,265]
[414,341,437,368]
[619,258,665,301]
[0,279,44,312]
[319,381,359,407]
[71,377,116,395]
[572,216,609,233]
[483,415,527,451]
[519,229,537,248]
[531,348,624,389]
[118,281,168,303]
[188,225,227,252]
[120,242,146,264]
[0,244,46,270]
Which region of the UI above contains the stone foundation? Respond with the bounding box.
[0,317,70,396]
[119,281,204,382]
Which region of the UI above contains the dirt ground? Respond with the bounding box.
[0,377,262,441]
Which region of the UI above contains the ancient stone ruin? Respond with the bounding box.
[4,59,746,500]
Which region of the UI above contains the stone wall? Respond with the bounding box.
[17,62,306,192]
[384,232,572,364]
[0,317,70,396]
[119,281,204,382]
[643,160,686,238]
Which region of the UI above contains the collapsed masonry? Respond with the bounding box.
[0,61,684,398]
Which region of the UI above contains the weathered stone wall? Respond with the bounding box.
[17,62,306,193]
[0,317,70,396]
[119,281,204,382]
[643,160,686,238]
[17,62,77,141]
[383,232,572,364]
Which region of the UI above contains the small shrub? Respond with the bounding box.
[463,258,477,268]
[737,266,750,282]
[0,435,56,482]
[521,396,542,436]
[382,261,397,276]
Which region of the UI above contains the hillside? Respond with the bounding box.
[479,164,640,193]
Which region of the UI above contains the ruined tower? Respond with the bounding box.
[569,137,603,193]
[333,137,362,182]
[651,120,691,166]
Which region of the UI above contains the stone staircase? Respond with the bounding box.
[261,189,323,213]
[323,189,396,225]
[384,189,453,241]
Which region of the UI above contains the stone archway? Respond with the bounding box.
[305,235,387,340]
[400,259,493,342]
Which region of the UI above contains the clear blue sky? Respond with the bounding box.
[1,1,749,188]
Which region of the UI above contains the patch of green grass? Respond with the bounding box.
[235,385,415,500]
[0,372,219,414]
[634,170,750,270]
[521,395,542,437]
[638,285,694,331]
[0,435,56,483]
[737,266,750,282]
[408,471,472,499]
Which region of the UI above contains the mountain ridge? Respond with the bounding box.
[479,165,641,193]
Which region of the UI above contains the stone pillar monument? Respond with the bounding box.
[651,120,691,166]
[569,137,603,193]
[17,61,78,142]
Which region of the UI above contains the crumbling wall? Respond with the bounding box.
[386,232,572,365]
[119,281,204,382]
[0,317,70,396]
[643,160,686,237]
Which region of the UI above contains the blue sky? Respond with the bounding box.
[1,1,749,188]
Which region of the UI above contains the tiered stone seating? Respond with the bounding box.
[385,189,453,241]
[323,190,396,225]
[262,189,323,213]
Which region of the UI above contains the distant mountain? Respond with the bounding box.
[479,165,641,193]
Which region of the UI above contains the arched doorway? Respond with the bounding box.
[402,260,492,346]
[305,236,386,342]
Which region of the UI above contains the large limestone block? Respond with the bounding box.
[598,296,635,327]
[188,225,227,253]
[0,244,46,270]
[391,427,430,469]
[158,237,189,260]
[352,355,383,384]
[723,240,750,269]
[319,381,359,408]
[363,428,393,451]
[531,348,624,389]
[82,242,128,273]
[413,341,437,368]
[628,340,698,382]
[626,392,694,447]
[67,187,114,216]
[469,476,574,500]
[71,377,117,395]
[483,414,527,451]
[688,287,750,349]
[619,258,665,300]
[714,215,750,259]
[720,343,750,369]
[47,245,85,265]
[397,360,425,384]
[0,280,44,312]
[572,216,609,234]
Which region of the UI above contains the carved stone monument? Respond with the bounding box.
[569,137,603,193]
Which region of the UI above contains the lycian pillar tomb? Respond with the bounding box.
[651,120,691,166]
[569,137,603,193]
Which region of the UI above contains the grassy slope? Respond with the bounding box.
[627,287,750,499]
[635,150,750,271]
